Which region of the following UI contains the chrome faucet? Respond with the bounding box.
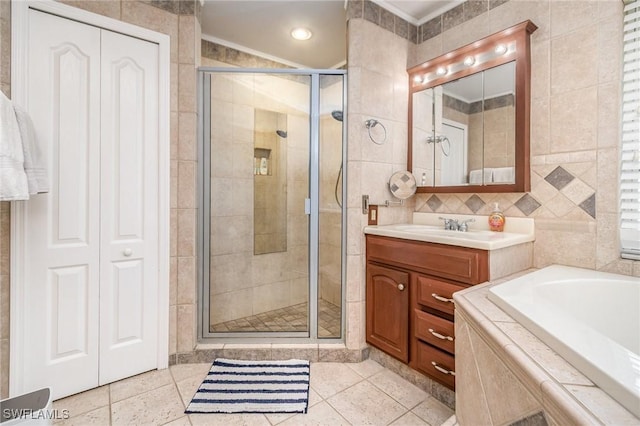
[458,219,475,232]
[438,217,457,230]
[438,217,475,232]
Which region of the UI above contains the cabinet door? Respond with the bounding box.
[366,263,409,362]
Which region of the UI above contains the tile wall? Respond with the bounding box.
[410,0,638,274]
[345,15,416,351]
[205,70,311,326]
[0,0,202,397]
[350,0,639,276]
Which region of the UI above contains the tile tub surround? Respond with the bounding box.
[453,272,640,425]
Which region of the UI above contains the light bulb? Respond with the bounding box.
[495,44,507,55]
[436,67,447,76]
[291,28,312,41]
[463,56,475,66]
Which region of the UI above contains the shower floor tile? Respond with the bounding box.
[210,300,341,337]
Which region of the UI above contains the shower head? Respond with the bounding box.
[331,110,343,122]
[276,130,288,138]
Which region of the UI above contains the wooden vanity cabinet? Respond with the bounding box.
[366,264,409,362]
[365,234,489,390]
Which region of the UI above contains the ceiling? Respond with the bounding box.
[201,0,461,69]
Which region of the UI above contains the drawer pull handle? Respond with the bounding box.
[431,361,455,376]
[428,328,454,341]
[398,283,405,291]
[431,293,454,303]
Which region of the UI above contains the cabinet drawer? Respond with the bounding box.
[415,275,463,316]
[366,235,488,284]
[414,341,456,389]
[414,310,455,354]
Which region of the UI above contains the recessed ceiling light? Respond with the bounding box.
[291,28,312,41]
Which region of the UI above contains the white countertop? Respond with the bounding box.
[364,212,535,250]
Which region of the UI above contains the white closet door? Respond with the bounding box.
[98,30,159,384]
[24,9,102,399]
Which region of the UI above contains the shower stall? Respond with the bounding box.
[198,69,346,341]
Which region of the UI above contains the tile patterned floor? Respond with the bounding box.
[210,300,342,338]
[52,360,454,425]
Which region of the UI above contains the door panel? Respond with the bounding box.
[99,29,159,385]
[366,263,409,362]
[24,9,102,400]
[48,265,90,360]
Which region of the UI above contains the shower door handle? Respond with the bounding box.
[304,198,311,215]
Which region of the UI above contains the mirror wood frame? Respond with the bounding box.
[408,20,538,193]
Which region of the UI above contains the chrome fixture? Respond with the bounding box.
[331,110,343,122]
[426,134,451,157]
[276,129,288,138]
[438,217,475,232]
[364,118,387,145]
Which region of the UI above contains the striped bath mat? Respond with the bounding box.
[185,358,310,414]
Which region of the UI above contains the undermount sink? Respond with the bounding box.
[364,214,535,250]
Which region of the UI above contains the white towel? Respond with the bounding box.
[14,105,48,194]
[469,169,482,184]
[493,167,515,183]
[469,168,494,184]
[0,91,29,201]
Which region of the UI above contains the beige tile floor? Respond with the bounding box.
[52,360,454,425]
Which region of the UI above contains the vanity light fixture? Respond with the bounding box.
[436,66,447,76]
[463,56,476,66]
[291,27,312,41]
[495,44,508,55]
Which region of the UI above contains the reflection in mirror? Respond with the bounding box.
[412,88,435,186]
[433,62,516,186]
[483,63,516,184]
[254,109,287,255]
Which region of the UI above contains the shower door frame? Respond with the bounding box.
[197,68,347,343]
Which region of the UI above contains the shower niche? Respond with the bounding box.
[254,109,288,255]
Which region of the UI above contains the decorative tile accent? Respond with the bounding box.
[148,0,197,16]
[420,17,442,42]
[465,194,486,213]
[426,195,443,211]
[395,17,409,39]
[464,1,489,21]
[579,194,596,219]
[510,411,549,426]
[490,0,510,10]
[514,194,542,216]
[347,0,364,19]
[363,0,381,25]
[544,166,575,190]
[442,3,465,32]
[348,0,510,44]
[380,7,395,33]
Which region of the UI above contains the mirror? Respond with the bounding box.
[408,20,537,193]
[389,170,417,200]
[254,108,287,255]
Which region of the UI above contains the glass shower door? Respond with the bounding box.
[199,69,345,341]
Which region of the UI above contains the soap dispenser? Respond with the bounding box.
[488,202,505,232]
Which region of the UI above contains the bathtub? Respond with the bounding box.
[488,265,640,419]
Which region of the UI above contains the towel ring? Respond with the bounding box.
[365,119,387,145]
[426,135,450,157]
